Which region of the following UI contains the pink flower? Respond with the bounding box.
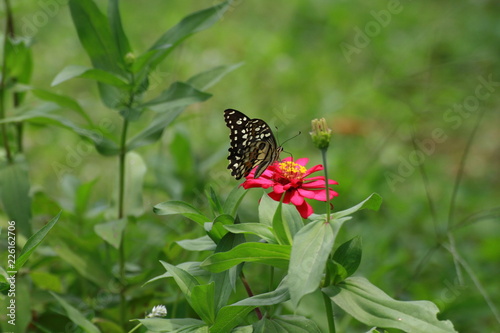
[241,157,338,218]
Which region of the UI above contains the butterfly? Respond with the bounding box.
[224,109,283,180]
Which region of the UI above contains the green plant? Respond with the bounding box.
[2,1,238,331]
[143,119,458,332]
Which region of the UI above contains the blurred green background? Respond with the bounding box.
[2,0,500,332]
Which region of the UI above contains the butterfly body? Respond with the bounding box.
[224,109,282,179]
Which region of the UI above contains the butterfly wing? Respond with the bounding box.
[224,109,281,180]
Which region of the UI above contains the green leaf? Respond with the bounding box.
[51,292,100,333]
[153,200,209,225]
[322,277,457,333]
[126,108,183,151]
[259,193,279,226]
[0,278,31,332]
[143,1,231,71]
[107,0,132,60]
[137,318,205,332]
[171,130,194,175]
[207,187,224,217]
[232,279,290,307]
[288,221,334,307]
[332,236,362,279]
[93,218,127,249]
[232,326,254,333]
[211,305,255,333]
[327,260,348,286]
[0,110,120,156]
[191,282,216,324]
[122,152,146,216]
[51,65,128,88]
[206,214,234,243]
[145,262,209,285]
[142,81,211,111]
[160,261,199,302]
[332,193,382,219]
[222,185,247,217]
[201,243,291,273]
[224,223,277,244]
[68,0,123,73]
[282,204,304,238]
[177,236,216,252]
[4,37,32,104]
[5,37,32,84]
[272,202,290,245]
[15,212,61,271]
[210,232,245,313]
[74,178,98,216]
[253,315,322,333]
[31,271,63,292]
[31,89,92,125]
[0,160,32,237]
[130,48,166,73]
[51,235,111,288]
[187,62,243,91]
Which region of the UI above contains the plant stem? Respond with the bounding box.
[240,271,263,319]
[320,147,336,332]
[4,0,23,154]
[320,148,331,223]
[118,117,129,327]
[127,323,142,333]
[322,292,336,333]
[0,0,14,163]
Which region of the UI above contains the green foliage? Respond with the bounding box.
[0,160,32,237]
[323,277,457,333]
[1,1,236,332]
[1,0,498,332]
[150,191,455,331]
[51,292,100,333]
[14,212,61,271]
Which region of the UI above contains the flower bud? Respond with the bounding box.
[310,118,332,150]
[147,304,167,318]
[124,52,135,65]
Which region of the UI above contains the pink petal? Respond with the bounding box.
[273,184,286,194]
[302,166,323,178]
[295,157,309,166]
[302,179,327,188]
[296,201,313,218]
[268,191,282,202]
[290,190,305,206]
[242,178,275,189]
[297,188,317,199]
[311,189,339,201]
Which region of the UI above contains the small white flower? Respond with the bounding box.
[147,304,167,318]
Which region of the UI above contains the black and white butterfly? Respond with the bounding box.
[224,109,282,180]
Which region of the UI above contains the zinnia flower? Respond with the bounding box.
[241,157,338,218]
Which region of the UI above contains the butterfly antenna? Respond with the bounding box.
[279,131,301,161]
[281,131,301,146]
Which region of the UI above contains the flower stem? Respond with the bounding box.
[322,292,336,333]
[240,271,263,319]
[320,148,331,223]
[118,117,129,327]
[320,147,335,332]
[127,323,142,333]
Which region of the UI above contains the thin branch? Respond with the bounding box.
[442,243,500,324]
[447,110,485,230]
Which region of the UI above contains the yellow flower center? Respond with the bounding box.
[278,161,307,179]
